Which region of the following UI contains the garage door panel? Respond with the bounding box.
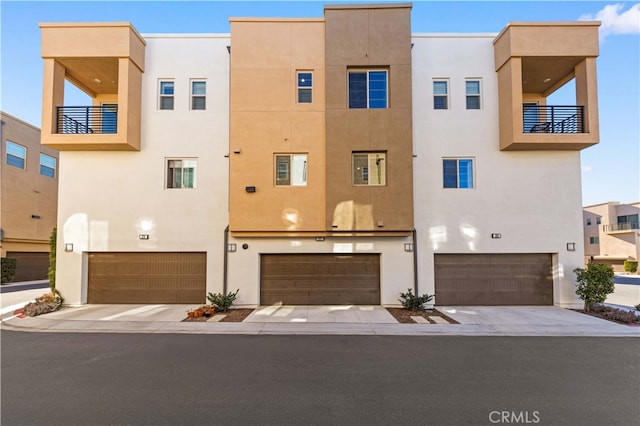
[435,254,553,306]
[88,252,206,304]
[261,254,380,305]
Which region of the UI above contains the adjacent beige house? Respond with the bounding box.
[1,111,59,281]
[40,4,600,308]
[583,202,639,271]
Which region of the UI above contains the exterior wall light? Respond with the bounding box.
[491,233,502,239]
[227,244,237,252]
[566,243,576,251]
[315,237,325,242]
[31,214,41,219]
[404,243,414,252]
[139,234,149,240]
[64,243,74,252]
[245,186,256,193]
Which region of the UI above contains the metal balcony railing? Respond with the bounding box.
[523,105,585,134]
[603,223,639,233]
[56,105,118,134]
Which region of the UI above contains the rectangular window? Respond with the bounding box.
[348,70,388,109]
[523,102,539,132]
[166,159,197,189]
[353,153,386,186]
[586,217,592,226]
[589,236,600,244]
[596,216,601,225]
[6,141,26,169]
[433,80,449,110]
[465,79,481,109]
[159,81,175,110]
[443,158,474,189]
[297,72,312,104]
[275,154,307,186]
[39,153,56,178]
[191,80,206,110]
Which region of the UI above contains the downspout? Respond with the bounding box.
[223,225,229,295]
[413,228,418,295]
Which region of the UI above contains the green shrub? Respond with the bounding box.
[624,260,638,274]
[399,288,434,311]
[1,258,17,284]
[207,289,239,312]
[47,227,61,298]
[574,263,615,312]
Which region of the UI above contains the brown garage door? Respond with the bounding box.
[7,252,49,282]
[434,253,553,306]
[88,252,206,304]
[261,254,380,305]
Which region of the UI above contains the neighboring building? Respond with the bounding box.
[39,4,600,308]
[1,112,59,281]
[583,202,639,271]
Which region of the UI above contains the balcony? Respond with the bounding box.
[524,105,584,134]
[56,105,118,134]
[604,223,639,234]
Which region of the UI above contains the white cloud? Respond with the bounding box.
[579,3,640,40]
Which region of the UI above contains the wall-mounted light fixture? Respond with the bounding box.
[566,242,576,251]
[245,186,256,193]
[31,214,41,219]
[377,221,384,228]
[242,243,249,250]
[64,243,74,252]
[404,243,414,252]
[331,223,338,228]
[491,233,502,239]
[227,243,237,252]
[139,234,149,240]
[233,148,241,154]
[315,236,325,242]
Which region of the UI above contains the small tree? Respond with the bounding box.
[573,263,614,312]
[624,260,638,274]
[48,227,61,299]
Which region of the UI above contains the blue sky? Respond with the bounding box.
[1,1,638,205]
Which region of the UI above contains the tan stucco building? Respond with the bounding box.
[40,4,600,307]
[1,112,59,281]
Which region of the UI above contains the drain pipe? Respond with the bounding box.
[223,225,229,295]
[412,228,418,295]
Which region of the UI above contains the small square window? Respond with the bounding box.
[297,72,312,104]
[443,158,474,189]
[589,236,599,244]
[348,70,388,109]
[159,81,175,110]
[166,158,197,189]
[465,79,481,110]
[433,80,449,110]
[275,154,307,186]
[6,141,26,170]
[586,217,592,226]
[353,153,386,186]
[40,153,56,178]
[191,80,206,110]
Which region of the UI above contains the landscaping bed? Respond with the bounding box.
[386,308,459,324]
[573,304,640,325]
[182,308,254,322]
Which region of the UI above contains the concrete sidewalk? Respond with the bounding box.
[1,303,638,337]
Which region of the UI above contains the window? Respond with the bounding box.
[348,70,388,109]
[159,81,175,110]
[523,102,539,132]
[596,216,601,225]
[433,80,449,110]
[191,80,206,110]
[589,236,600,244]
[166,159,197,189]
[40,153,56,178]
[353,153,386,186]
[586,217,592,226]
[465,79,481,109]
[6,141,26,169]
[297,72,312,104]
[275,154,307,186]
[443,158,474,189]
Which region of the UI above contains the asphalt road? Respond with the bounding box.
[1,331,638,426]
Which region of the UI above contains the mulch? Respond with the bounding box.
[385,308,459,324]
[182,308,254,322]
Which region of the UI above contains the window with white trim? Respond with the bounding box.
[191,80,206,110]
[589,236,599,244]
[166,159,197,189]
[297,72,313,104]
[353,152,386,186]
[40,153,56,178]
[348,69,388,109]
[6,141,26,169]
[433,80,449,110]
[443,158,474,189]
[159,80,175,110]
[465,79,481,109]
[275,154,307,186]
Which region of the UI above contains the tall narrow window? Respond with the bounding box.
[166,159,197,189]
[275,154,307,186]
[465,79,481,109]
[191,80,206,110]
[159,81,175,110]
[353,153,386,186]
[443,158,474,189]
[297,72,313,104]
[39,153,56,178]
[433,80,449,110]
[348,70,388,109]
[6,141,26,169]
